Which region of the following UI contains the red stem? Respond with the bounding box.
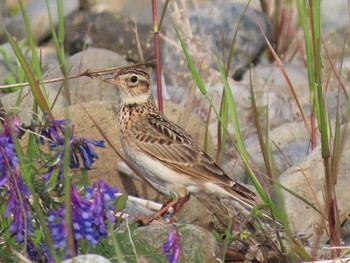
[152,0,163,112]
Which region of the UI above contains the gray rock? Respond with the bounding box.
[222,122,310,184]
[64,2,271,82]
[320,0,350,57]
[121,0,164,25]
[123,199,154,217]
[191,2,271,80]
[132,224,219,263]
[162,1,272,82]
[64,11,154,62]
[1,0,79,43]
[321,0,349,37]
[242,61,310,126]
[172,195,284,262]
[80,0,127,13]
[62,254,111,263]
[279,126,350,244]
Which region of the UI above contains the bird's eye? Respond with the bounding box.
[130,76,138,83]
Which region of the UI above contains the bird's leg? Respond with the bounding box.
[141,197,182,224]
[172,194,191,214]
[141,194,191,224]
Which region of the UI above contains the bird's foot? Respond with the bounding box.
[140,197,181,225]
[141,195,191,225]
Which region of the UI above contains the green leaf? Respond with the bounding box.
[172,20,207,95]
[4,29,54,120]
[115,194,128,211]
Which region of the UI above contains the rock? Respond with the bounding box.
[1,0,79,44]
[191,2,271,81]
[121,0,164,25]
[62,254,111,263]
[321,0,350,57]
[249,122,309,160]
[162,1,272,83]
[122,198,155,217]
[279,126,350,244]
[322,0,348,34]
[130,224,219,263]
[52,100,212,202]
[173,195,284,262]
[1,48,128,123]
[64,11,154,62]
[80,0,127,13]
[242,61,309,126]
[65,2,271,82]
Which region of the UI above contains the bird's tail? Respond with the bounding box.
[222,183,280,225]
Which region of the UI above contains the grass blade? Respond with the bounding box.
[5,29,54,120]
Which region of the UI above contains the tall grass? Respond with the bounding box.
[296,0,343,258]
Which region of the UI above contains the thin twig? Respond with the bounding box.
[133,20,145,63]
[152,0,163,112]
[0,60,156,90]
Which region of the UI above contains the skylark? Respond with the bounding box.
[105,66,258,211]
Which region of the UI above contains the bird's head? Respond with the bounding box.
[105,67,151,105]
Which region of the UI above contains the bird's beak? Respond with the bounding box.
[104,76,120,85]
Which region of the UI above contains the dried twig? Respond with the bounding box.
[0,60,156,90]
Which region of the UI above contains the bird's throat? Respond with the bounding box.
[124,93,151,105]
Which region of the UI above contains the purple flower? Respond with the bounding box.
[85,180,119,222]
[72,137,105,170]
[0,113,20,186]
[4,171,30,243]
[38,120,105,187]
[163,225,182,263]
[47,180,118,250]
[1,114,20,137]
[27,239,54,263]
[0,114,30,243]
[0,136,18,186]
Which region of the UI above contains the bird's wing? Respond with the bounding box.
[130,112,255,199]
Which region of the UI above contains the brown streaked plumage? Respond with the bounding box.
[105,66,258,210]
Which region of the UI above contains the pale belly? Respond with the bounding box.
[124,147,199,197]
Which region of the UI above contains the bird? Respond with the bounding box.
[104,66,260,213]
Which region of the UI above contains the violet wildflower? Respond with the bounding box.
[85,179,119,222]
[38,120,105,186]
[27,239,53,263]
[0,114,20,186]
[0,136,18,186]
[4,171,30,243]
[2,113,20,137]
[47,180,118,250]
[163,225,182,263]
[0,114,31,243]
